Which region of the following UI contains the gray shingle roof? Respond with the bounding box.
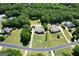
[2,27,12,33]
[64,21,74,28]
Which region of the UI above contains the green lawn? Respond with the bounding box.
[32,31,67,48]
[46,31,67,48]
[63,29,72,41]
[54,47,72,56]
[32,33,46,48]
[3,29,23,46]
[27,51,51,56]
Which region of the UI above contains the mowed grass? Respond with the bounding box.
[46,31,67,48]
[32,33,46,48]
[4,29,23,46]
[27,51,51,56]
[54,47,73,56]
[63,28,72,41]
[32,31,67,48]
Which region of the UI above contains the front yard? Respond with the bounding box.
[32,31,67,48]
[3,29,25,46]
[32,33,46,48]
[46,31,67,48]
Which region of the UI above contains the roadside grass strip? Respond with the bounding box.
[54,47,72,56]
[0,48,25,56]
[27,51,51,56]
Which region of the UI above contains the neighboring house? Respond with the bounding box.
[35,27,44,34]
[2,27,12,35]
[64,21,74,28]
[33,24,44,34]
[49,25,60,33]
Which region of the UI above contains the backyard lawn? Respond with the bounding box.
[54,47,73,56]
[27,51,51,56]
[3,29,23,46]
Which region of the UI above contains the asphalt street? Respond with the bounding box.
[0,41,79,52]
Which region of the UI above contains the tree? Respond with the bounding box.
[20,29,31,46]
[43,23,48,31]
[71,36,75,42]
[22,24,32,33]
[40,15,49,24]
[76,35,79,41]
[72,45,79,56]
[9,18,21,28]
[0,36,6,42]
[57,35,60,39]
[18,15,30,26]
[1,20,9,28]
[7,49,22,56]
[5,10,20,18]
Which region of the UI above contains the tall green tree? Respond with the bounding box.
[72,45,79,56]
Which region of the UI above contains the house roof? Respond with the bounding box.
[64,21,74,28]
[50,25,60,32]
[2,27,12,33]
[35,27,44,32]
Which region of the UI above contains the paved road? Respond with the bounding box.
[0,41,79,52]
